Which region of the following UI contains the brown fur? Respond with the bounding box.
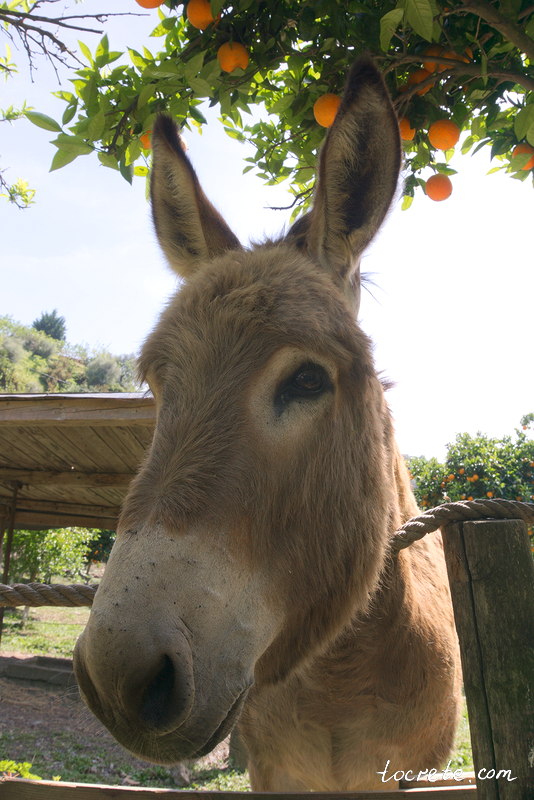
[73,59,461,791]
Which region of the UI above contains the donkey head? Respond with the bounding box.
[74,58,402,764]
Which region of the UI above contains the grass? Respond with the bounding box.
[1,606,89,658]
[1,604,473,788]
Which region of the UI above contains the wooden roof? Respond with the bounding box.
[0,394,155,530]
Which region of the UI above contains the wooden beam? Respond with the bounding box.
[0,777,478,799]
[0,498,120,518]
[9,512,118,529]
[0,395,155,427]
[0,468,133,487]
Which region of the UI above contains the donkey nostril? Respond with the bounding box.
[140,655,175,728]
[139,653,193,732]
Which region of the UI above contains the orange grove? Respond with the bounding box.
[428,119,460,151]
[399,117,416,142]
[217,42,249,73]
[186,0,215,30]
[425,173,453,201]
[313,93,341,128]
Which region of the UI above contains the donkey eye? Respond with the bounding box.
[275,363,332,414]
[293,367,326,393]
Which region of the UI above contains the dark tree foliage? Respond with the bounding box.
[32,309,66,341]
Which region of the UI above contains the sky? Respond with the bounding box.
[1,1,533,460]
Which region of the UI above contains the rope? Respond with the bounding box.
[391,498,534,553]
[0,582,96,607]
[0,500,532,606]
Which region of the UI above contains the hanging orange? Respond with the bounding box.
[425,174,453,201]
[186,0,215,29]
[407,69,434,96]
[423,45,445,73]
[217,42,249,72]
[140,131,152,150]
[428,119,460,150]
[512,143,534,170]
[135,0,165,7]
[313,93,341,127]
[399,117,416,141]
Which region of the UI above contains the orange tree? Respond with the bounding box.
[3,0,534,210]
[408,414,534,546]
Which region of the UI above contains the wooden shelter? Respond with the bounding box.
[0,393,155,531]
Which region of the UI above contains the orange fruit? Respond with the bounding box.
[313,93,341,127]
[428,119,460,150]
[423,45,445,73]
[186,0,215,29]
[135,0,164,7]
[399,117,416,141]
[459,468,465,474]
[467,496,473,501]
[486,491,494,498]
[441,49,470,67]
[512,143,534,170]
[217,42,249,72]
[425,173,453,201]
[140,131,152,150]
[407,69,434,96]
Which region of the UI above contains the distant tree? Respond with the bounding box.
[0,315,140,392]
[86,354,121,389]
[409,416,534,509]
[87,529,115,563]
[32,309,66,341]
[5,528,94,584]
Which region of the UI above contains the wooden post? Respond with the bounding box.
[442,518,534,800]
[0,482,20,647]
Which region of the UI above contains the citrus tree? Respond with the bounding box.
[3,0,534,209]
[408,414,534,509]
[4,528,94,583]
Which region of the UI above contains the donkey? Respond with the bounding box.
[74,58,461,791]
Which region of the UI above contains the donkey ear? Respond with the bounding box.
[295,58,401,305]
[150,116,242,279]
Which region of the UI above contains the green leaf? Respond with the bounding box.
[62,102,78,126]
[402,195,414,210]
[184,51,205,81]
[129,49,148,69]
[119,160,133,184]
[95,35,109,61]
[188,76,212,96]
[51,133,93,157]
[50,149,80,172]
[78,40,94,65]
[98,152,119,170]
[25,111,62,132]
[404,0,434,42]
[379,9,404,52]
[189,105,208,125]
[514,105,534,143]
[87,109,106,141]
[138,83,156,109]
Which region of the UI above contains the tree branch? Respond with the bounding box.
[386,54,534,94]
[458,0,534,62]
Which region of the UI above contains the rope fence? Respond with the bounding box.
[1,499,533,607]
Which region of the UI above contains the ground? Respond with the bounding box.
[0,657,244,789]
